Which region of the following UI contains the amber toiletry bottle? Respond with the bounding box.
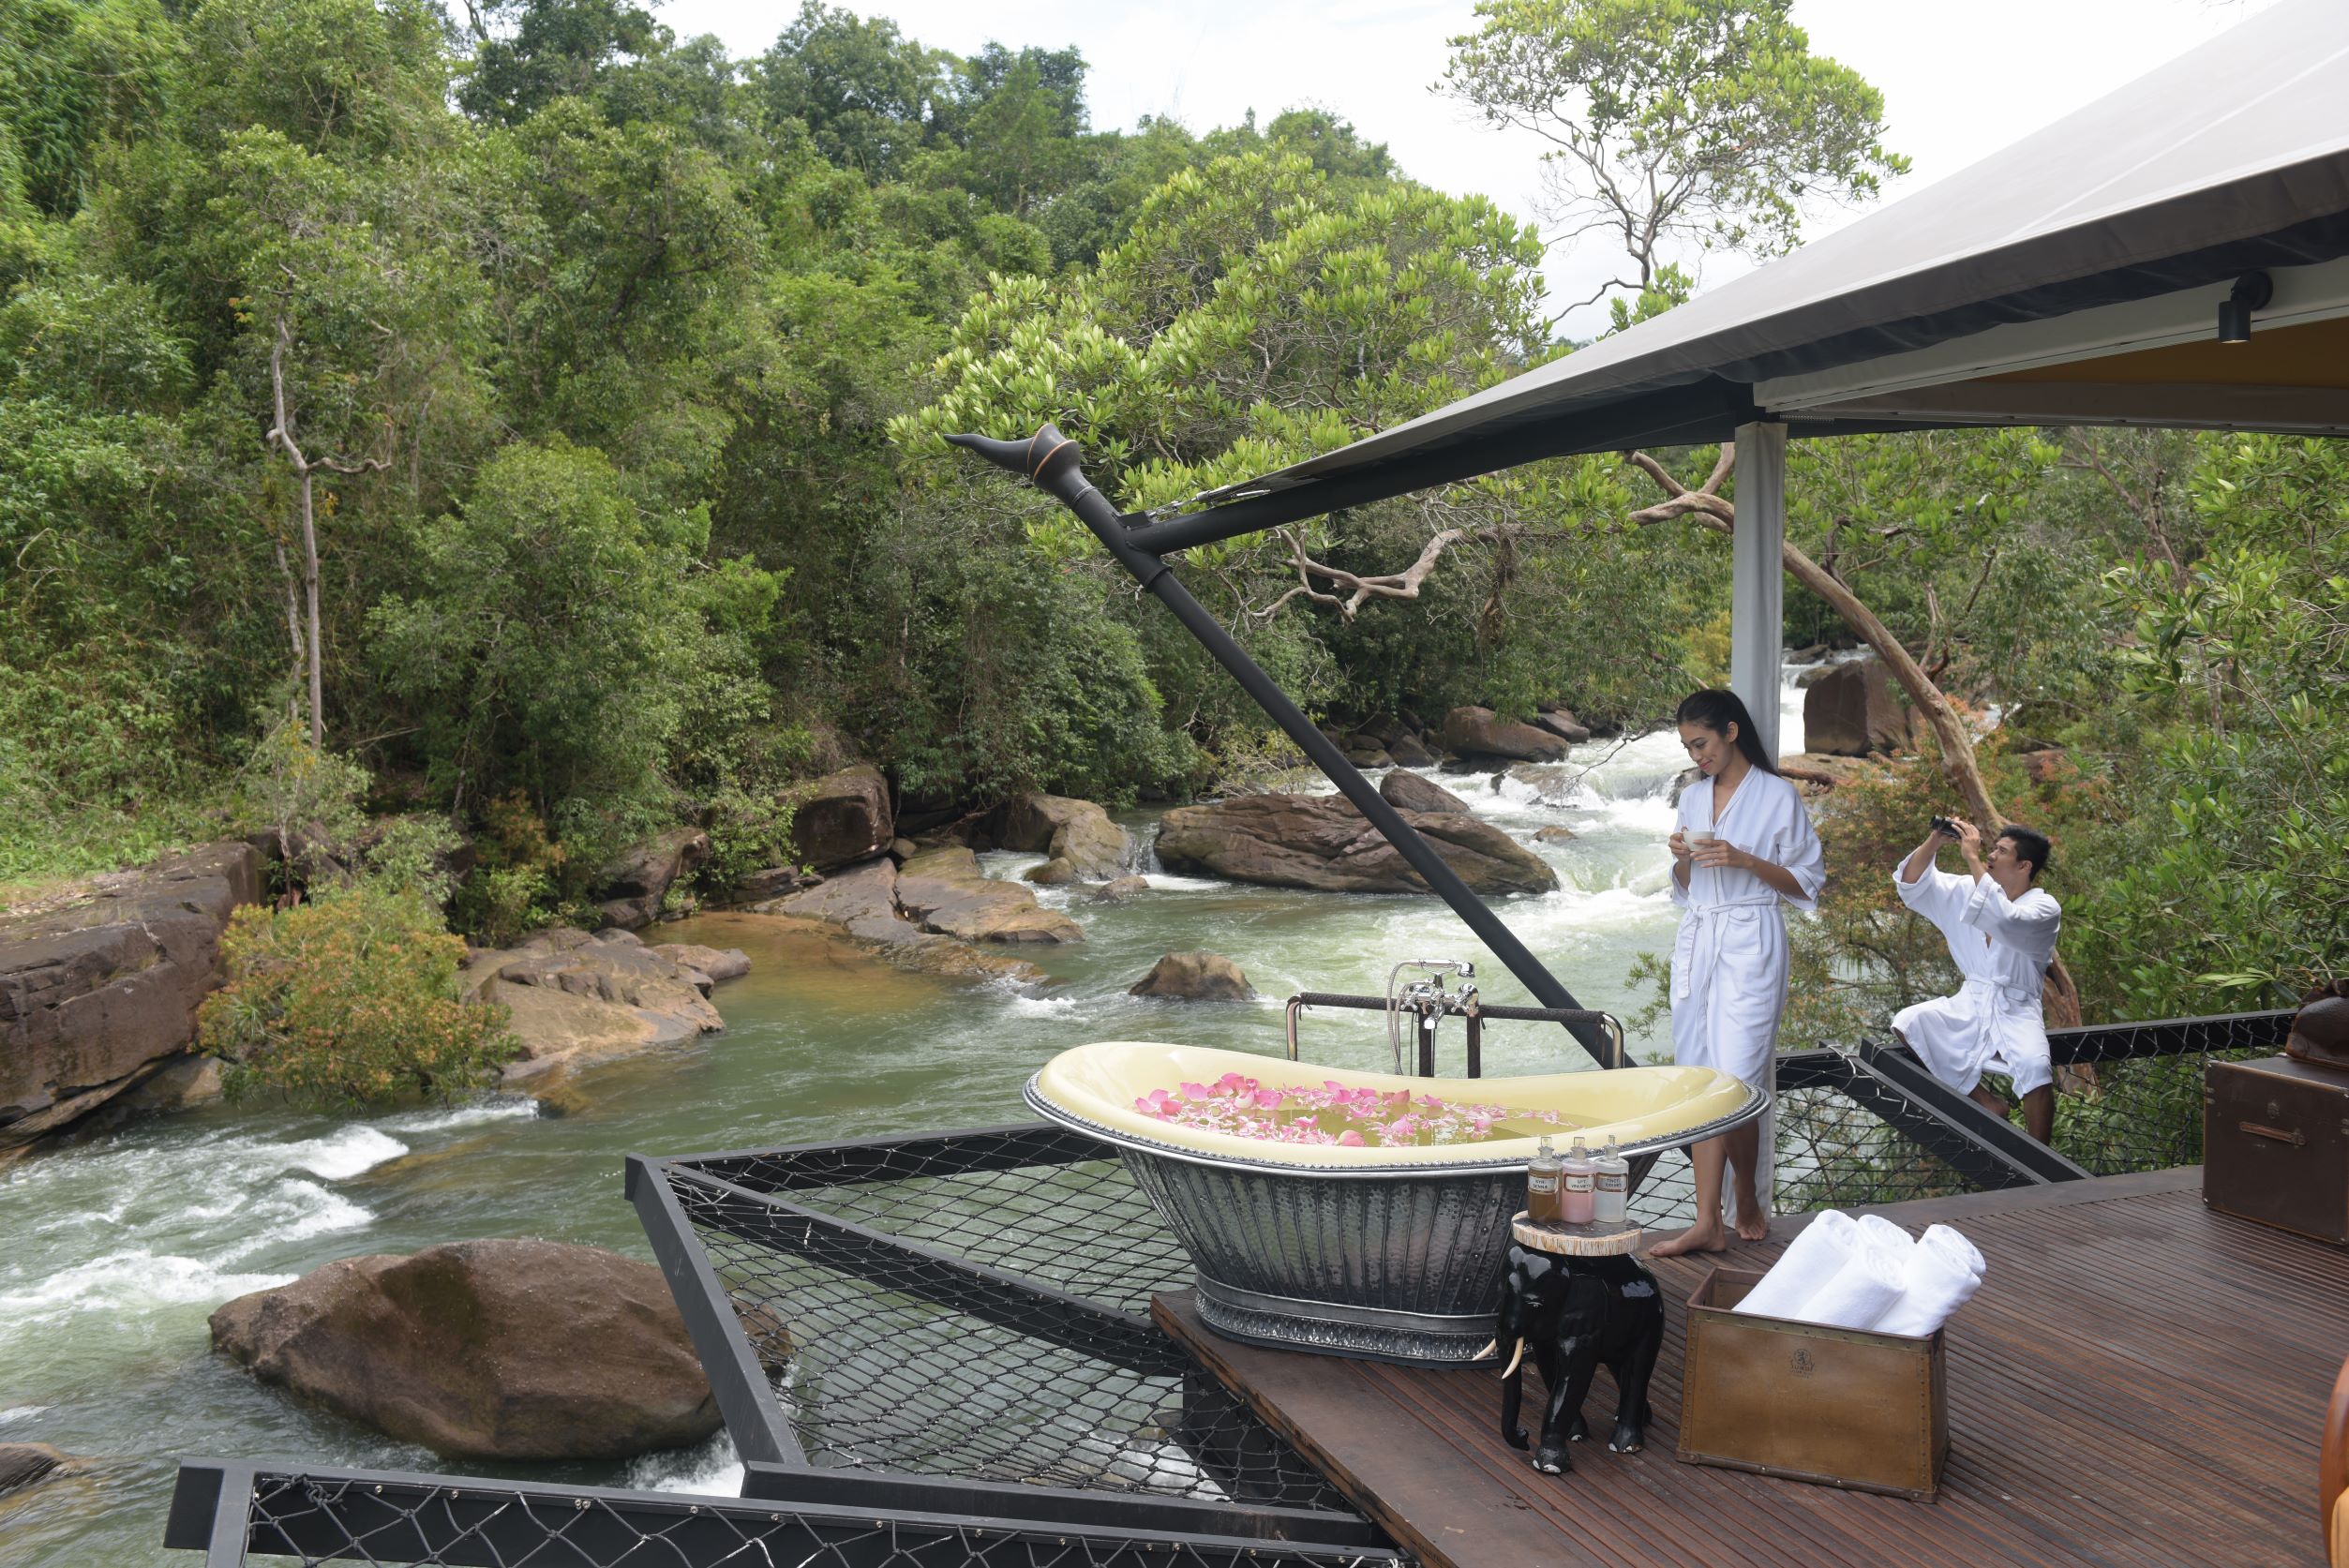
[1560,1136,1596,1225]
[1593,1137,1629,1225]
[1527,1136,1561,1222]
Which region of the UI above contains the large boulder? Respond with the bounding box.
[1130,951,1256,1001]
[757,860,1049,982]
[461,929,730,1085]
[1380,769,1471,814]
[895,847,1085,944]
[970,794,1132,881]
[209,1239,720,1461]
[593,829,710,931]
[1803,659,1914,757]
[1439,707,1567,763]
[1386,731,1438,767]
[1155,794,1557,895]
[1533,707,1592,744]
[785,764,894,873]
[0,842,262,1155]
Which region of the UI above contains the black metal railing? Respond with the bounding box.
[164,1461,1403,1567]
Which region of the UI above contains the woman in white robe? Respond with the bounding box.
[1893,819,2062,1142]
[1651,690,1826,1257]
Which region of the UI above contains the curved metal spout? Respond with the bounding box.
[948,424,1617,1070]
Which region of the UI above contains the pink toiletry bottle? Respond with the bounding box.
[1560,1135,1596,1225]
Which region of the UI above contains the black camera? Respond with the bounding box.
[1929,815,1959,838]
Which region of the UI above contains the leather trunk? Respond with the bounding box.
[2205,1055,2349,1245]
[1676,1266,1947,1501]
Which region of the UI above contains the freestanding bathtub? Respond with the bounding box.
[1025,1041,1768,1365]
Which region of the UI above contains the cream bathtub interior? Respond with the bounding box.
[1028,1040,1759,1172]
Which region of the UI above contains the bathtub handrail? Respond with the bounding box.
[1285,991,1629,1074]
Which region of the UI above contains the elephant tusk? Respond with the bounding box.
[1474,1338,1497,1362]
[1501,1337,1525,1381]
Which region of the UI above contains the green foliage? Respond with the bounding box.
[2059,434,2349,1014]
[451,790,567,946]
[458,0,662,126]
[0,0,173,218]
[759,1,943,180]
[197,884,518,1107]
[1442,0,1907,304]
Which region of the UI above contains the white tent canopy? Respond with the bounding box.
[1193,0,2349,513]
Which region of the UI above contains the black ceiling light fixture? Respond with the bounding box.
[2218,270,2273,343]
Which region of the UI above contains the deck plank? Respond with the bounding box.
[1155,1169,2342,1568]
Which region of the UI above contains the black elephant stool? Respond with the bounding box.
[1487,1236,1664,1475]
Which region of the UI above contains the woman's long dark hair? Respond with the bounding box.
[1676,689,1777,775]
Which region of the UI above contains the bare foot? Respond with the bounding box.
[1648,1218,1728,1258]
[1967,1084,2012,1120]
[1732,1189,1770,1243]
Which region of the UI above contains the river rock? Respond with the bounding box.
[1379,769,1471,814]
[756,859,1048,982]
[896,847,1084,944]
[111,1053,224,1114]
[1130,951,1256,1001]
[209,1240,720,1461]
[0,842,262,1155]
[1533,707,1592,744]
[593,829,710,931]
[462,929,728,1084]
[1534,825,1578,844]
[1154,794,1557,895]
[650,943,751,990]
[1342,744,1393,769]
[1803,658,1913,756]
[786,764,894,872]
[1440,707,1566,763]
[729,865,816,903]
[1024,858,1077,885]
[1386,731,1438,767]
[970,794,1131,881]
[1088,875,1150,903]
[0,1443,70,1495]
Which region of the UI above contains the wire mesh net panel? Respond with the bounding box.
[683,1145,1188,1316]
[201,1467,1400,1568]
[662,1160,1352,1515]
[1626,1061,1994,1229]
[2038,1010,2297,1176]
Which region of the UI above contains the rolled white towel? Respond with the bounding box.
[1919,1223,1983,1278]
[1875,1225,1984,1337]
[1732,1210,1857,1321]
[1856,1213,1917,1264]
[1785,1243,1908,1332]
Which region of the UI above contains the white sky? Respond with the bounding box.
[654,0,2279,336]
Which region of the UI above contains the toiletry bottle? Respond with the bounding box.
[1593,1136,1629,1225]
[1526,1136,1561,1222]
[1560,1135,1596,1225]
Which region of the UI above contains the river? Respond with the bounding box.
[0,675,1818,1565]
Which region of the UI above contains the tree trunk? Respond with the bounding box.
[298,471,323,751]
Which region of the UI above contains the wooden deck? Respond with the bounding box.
[1155,1169,2345,1568]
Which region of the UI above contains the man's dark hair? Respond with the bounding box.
[1999,825,2052,880]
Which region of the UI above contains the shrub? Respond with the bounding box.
[197,885,518,1107]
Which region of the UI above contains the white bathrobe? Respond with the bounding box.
[1669,769,1826,1211]
[1892,862,2062,1097]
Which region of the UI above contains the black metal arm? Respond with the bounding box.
[947,426,1615,1067]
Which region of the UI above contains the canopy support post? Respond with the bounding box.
[946,426,1622,1068]
[1730,421,1787,762]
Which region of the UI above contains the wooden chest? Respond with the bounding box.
[1676,1266,1948,1501]
[2205,1054,2349,1245]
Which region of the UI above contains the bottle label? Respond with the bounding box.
[1564,1172,1593,1193]
[1595,1172,1626,1192]
[1527,1172,1558,1194]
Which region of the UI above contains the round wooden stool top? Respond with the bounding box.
[1511,1212,1644,1257]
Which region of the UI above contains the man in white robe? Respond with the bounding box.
[1893,819,2061,1142]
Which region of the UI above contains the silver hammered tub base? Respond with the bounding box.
[1193,1274,1502,1365]
[1118,1150,1527,1364]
